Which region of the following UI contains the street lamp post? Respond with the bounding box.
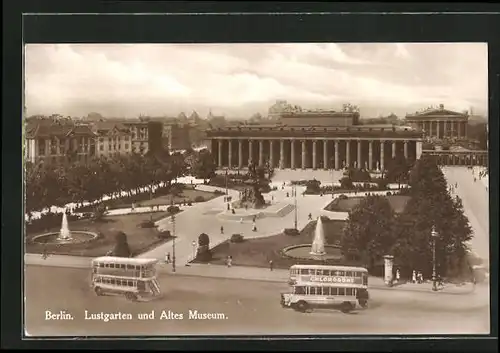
[171,214,176,273]
[431,226,438,291]
[192,240,196,261]
[293,185,298,230]
[225,168,228,196]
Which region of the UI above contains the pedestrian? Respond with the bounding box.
[252,222,257,232]
[412,270,417,284]
[131,202,135,212]
[166,252,171,264]
[308,213,312,220]
[269,260,274,271]
[417,271,423,284]
[395,269,401,284]
[271,195,274,202]
[240,217,243,224]
[227,256,232,268]
[286,192,289,197]
[220,226,224,234]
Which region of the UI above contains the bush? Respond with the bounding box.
[230,233,245,243]
[194,195,205,202]
[338,194,348,200]
[139,220,156,228]
[386,191,392,196]
[340,177,354,189]
[167,205,180,214]
[305,179,321,194]
[198,233,210,246]
[157,230,171,239]
[284,228,300,236]
[187,201,192,206]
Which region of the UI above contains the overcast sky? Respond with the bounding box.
[24,43,488,119]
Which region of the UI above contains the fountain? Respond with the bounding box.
[310,216,326,255]
[30,211,99,246]
[281,216,343,262]
[59,212,72,241]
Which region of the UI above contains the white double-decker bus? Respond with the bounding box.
[281,264,369,313]
[91,256,161,301]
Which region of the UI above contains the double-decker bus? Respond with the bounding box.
[91,257,161,301]
[281,264,369,313]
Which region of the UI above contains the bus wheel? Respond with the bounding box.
[340,302,354,313]
[359,299,368,308]
[296,301,309,313]
[125,293,138,301]
[94,287,103,296]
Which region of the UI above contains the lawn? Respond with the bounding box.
[76,187,218,212]
[324,195,411,214]
[195,218,350,270]
[25,210,177,257]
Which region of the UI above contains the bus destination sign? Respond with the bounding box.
[306,276,359,284]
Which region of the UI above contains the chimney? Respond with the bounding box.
[439,104,444,110]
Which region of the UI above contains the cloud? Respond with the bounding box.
[24,43,488,118]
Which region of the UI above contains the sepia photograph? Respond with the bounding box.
[23,43,490,336]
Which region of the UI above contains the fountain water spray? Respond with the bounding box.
[58,211,72,241]
[310,216,326,255]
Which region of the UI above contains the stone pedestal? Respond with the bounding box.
[383,255,394,286]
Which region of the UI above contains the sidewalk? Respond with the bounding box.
[158,263,476,295]
[24,254,478,295]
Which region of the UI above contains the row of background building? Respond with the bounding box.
[24,101,487,165]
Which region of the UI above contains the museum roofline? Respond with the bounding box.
[205,124,423,139]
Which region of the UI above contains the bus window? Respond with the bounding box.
[137,281,146,291]
[308,269,315,275]
[362,274,368,286]
[301,269,308,275]
[355,271,362,278]
[338,288,345,296]
[321,287,329,295]
[346,288,353,296]
[295,286,306,295]
[331,287,338,296]
[127,280,133,286]
[337,271,345,276]
[346,271,352,277]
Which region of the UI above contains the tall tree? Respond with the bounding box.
[341,195,395,269]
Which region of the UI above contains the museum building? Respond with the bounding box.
[205,101,424,171]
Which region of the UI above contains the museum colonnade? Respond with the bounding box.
[212,138,422,171]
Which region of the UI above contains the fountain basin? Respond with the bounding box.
[282,244,343,261]
[30,231,99,245]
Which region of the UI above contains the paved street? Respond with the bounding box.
[25,266,489,336]
[442,167,489,269]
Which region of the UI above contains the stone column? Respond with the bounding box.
[384,255,395,286]
[346,140,351,167]
[259,140,264,166]
[248,140,253,163]
[218,139,223,168]
[279,140,284,169]
[443,120,448,138]
[323,140,328,169]
[228,140,233,169]
[463,122,468,139]
[269,140,274,168]
[391,141,396,158]
[404,140,408,159]
[291,140,296,169]
[368,140,373,170]
[238,140,243,169]
[301,140,307,169]
[380,140,385,171]
[437,120,440,139]
[334,140,339,170]
[357,140,362,169]
[416,141,423,160]
[312,140,317,169]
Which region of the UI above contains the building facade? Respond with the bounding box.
[206,102,423,171]
[422,150,488,167]
[93,122,132,157]
[120,121,149,154]
[405,104,468,140]
[163,123,192,151]
[25,119,97,164]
